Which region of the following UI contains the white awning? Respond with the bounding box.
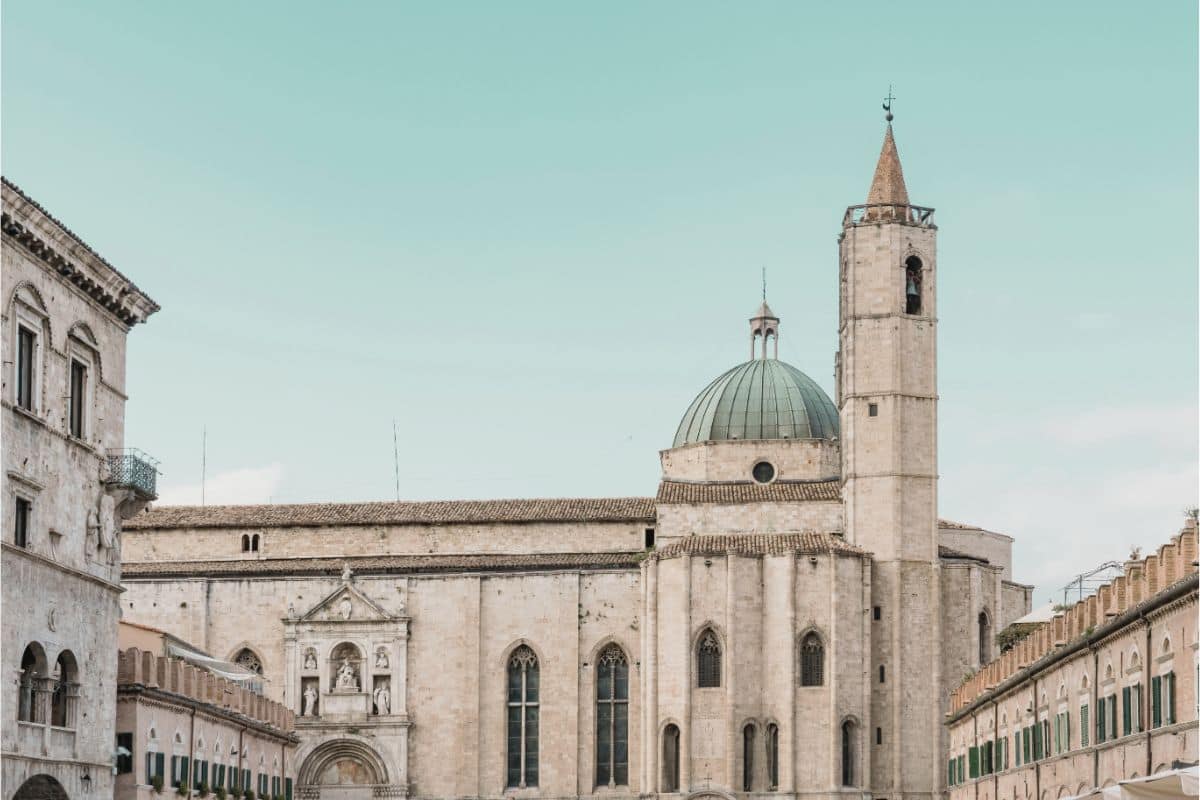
[1063,767,1199,800]
[165,642,265,688]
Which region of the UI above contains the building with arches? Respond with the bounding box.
[116,119,1043,800]
[1,179,159,800]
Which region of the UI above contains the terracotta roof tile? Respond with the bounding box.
[124,497,657,530]
[122,551,642,578]
[656,480,840,504]
[652,532,866,560]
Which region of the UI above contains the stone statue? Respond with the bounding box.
[338,596,353,620]
[375,649,389,669]
[335,657,358,690]
[341,562,353,583]
[302,685,317,716]
[373,682,390,716]
[303,649,317,670]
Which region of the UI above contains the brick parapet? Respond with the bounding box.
[949,521,1197,711]
[117,646,295,732]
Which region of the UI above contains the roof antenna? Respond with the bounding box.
[762,266,767,303]
[882,85,895,122]
[392,419,400,502]
[201,425,207,507]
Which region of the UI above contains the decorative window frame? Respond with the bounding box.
[9,283,49,415]
[65,325,100,444]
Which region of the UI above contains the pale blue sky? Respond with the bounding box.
[3,2,1196,602]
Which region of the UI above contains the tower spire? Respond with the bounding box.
[866,122,909,207]
[749,284,779,360]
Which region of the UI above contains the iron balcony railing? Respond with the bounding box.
[106,448,159,500]
[843,203,936,228]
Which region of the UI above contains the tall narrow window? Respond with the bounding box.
[800,633,824,686]
[251,534,260,552]
[841,720,856,786]
[742,724,756,791]
[116,733,134,774]
[69,359,87,438]
[50,651,78,728]
[904,257,923,314]
[241,535,250,552]
[17,326,35,410]
[978,612,991,665]
[595,645,628,787]
[506,646,539,788]
[765,723,779,790]
[14,497,30,548]
[18,644,44,723]
[662,725,680,793]
[697,629,721,688]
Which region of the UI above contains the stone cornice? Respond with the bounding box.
[2,178,159,326]
[118,684,299,744]
[1,540,123,593]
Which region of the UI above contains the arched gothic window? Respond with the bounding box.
[595,645,628,787]
[697,629,721,688]
[18,644,46,723]
[506,646,539,788]
[904,256,923,314]
[800,632,824,686]
[661,725,680,792]
[979,612,992,665]
[742,723,756,791]
[841,720,857,786]
[251,534,260,552]
[241,535,250,552]
[235,649,263,675]
[49,651,78,728]
[765,723,779,790]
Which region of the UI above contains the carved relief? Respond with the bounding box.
[374,647,389,669]
[303,648,318,671]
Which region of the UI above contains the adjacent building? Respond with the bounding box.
[115,622,298,800]
[118,119,1041,800]
[946,521,1198,800]
[2,178,159,800]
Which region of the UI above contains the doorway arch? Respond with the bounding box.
[297,738,389,800]
[13,774,69,800]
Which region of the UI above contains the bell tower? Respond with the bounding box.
[837,109,941,800]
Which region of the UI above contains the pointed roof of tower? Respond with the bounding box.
[752,300,778,321]
[866,124,909,206]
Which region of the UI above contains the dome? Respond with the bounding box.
[673,359,839,447]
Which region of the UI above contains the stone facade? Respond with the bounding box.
[115,646,298,800]
[1,178,158,800]
[946,523,1198,800]
[115,122,1045,800]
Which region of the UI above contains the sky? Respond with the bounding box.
[3,2,1196,604]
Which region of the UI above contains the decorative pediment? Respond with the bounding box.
[298,580,394,623]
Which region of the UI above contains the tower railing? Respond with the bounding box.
[842,203,936,228]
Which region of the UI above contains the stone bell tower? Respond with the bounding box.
[837,111,941,800]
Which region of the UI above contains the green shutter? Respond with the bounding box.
[1152,676,1162,727]
[969,746,979,779]
[1034,723,1043,760]
[157,754,166,780]
[147,754,154,784]
[1166,672,1176,724]
[1081,704,1089,747]
[1109,695,1118,738]
[1122,687,1131,736]
[1023,727,1030,762]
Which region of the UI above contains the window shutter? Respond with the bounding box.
[286,778,294,800]
[1081,704,1089,747]
[157,753,166,780]
[1152,676,1162,727]
[147,754,154,784]
[968,746,979,779]
[182,757,190,787]
[1166,672,1176,724]
[1122,687,1131,736]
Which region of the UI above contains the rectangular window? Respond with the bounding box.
[644,528,655,549]
[1122,686,1132,736]
[968,746,979,779]
[1032,723,1042,760]
[1022,727,1031,763]
[14,497,30,548]
[873,606,881,621]
[286,778,293,800]
[1107,694,1117,739]
[948,760,955,786]
[69,359,87,438]
[1014,732,1021,766]
[16,326,35,410]
[868,403,878,417]
[1152,676,1162,728]
[1080,704,1089,747]
[117,733,134,774]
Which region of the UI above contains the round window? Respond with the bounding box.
[752,461,775,484]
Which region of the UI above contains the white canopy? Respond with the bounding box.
[165,642,265,691]
[1063,766,1199,800]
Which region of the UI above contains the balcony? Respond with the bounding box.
[106,448,159,501]
[843,203,936,228]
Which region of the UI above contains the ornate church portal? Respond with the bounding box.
[286,568,409,799]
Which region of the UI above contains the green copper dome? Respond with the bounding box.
[673,359,840,447]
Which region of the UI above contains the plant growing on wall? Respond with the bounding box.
[215,787,227,800]
[151,776,165,794]
[177,781,190,797]
[197,782,210,797]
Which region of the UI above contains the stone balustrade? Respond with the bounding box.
[118,647,295,731]
[950,519,1198,712]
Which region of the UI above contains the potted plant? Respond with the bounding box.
[244,789,256,800]
[151,776,165,794]
[176,781,190,797]
[197,782,210,797]
[216,786,227,800]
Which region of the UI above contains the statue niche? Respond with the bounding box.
[329,642,362,693]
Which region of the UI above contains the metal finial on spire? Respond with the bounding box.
[761,266,767,303]
[882,85,895,123]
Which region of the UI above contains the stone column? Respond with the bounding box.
[645,558,659,794]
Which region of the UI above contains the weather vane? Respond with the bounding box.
[883,85,895,122]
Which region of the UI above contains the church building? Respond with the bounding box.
[118,118,1034,800]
